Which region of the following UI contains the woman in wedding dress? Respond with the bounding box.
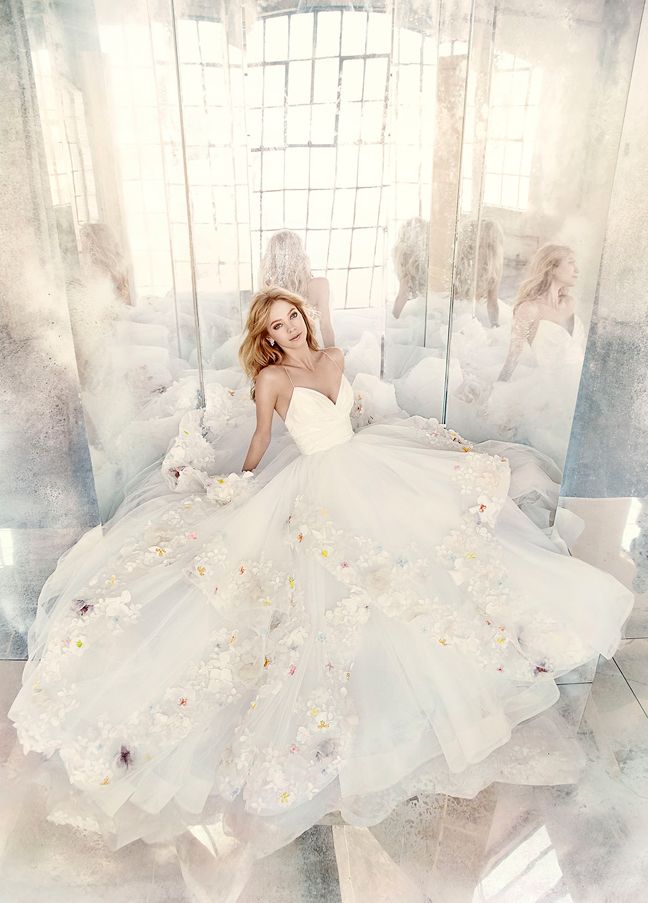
[8,287,632,861]
[449,244,586,466]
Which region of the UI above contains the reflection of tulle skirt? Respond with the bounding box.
[8,417,633,853]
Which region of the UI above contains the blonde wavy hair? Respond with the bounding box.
[259,230,312,297]
[455,219,504,301]
[239,287,320,396]
[392,217,429,299]
[514,243,574,310]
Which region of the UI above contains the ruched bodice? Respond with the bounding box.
[284,373,355,455]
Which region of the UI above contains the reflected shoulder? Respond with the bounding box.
[308,276,330,296]
[515,300,540,320]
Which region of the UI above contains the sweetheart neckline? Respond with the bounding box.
[284,371,348,422]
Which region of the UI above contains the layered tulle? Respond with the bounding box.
[8,401,633,853]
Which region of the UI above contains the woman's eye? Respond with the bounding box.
[290,311,298,318]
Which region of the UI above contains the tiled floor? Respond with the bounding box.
[1,498,647,901]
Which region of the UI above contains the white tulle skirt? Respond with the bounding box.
[7,409,633,855]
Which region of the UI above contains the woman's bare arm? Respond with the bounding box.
[497,302,538,382]
[242,370,279,472]
[310,277,335,347]
[486,282,500,327]
[392,281,409,319]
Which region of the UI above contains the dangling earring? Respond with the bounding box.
[268,338,275,346]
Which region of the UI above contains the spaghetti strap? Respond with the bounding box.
[283,365,295,388]
[320,348,342,372]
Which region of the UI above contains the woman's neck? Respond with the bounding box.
[281,347,319,371]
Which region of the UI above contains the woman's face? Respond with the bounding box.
[554,252,579,287]
[266,300,307,351]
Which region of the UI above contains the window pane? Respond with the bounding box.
[215,187,236,222]
[308,189,334,228]
[332,189,355,228]
[262,150,284,190]
[341,11,367,56]
[510,69,529,105]
[264,64,286,106]
[357,145,384,187]
[338,101,362,142]
[316,11,341,57]
[247,108,262,146]
[367,13,390,55]
[285,147,309,188]
[265,16,289,62]
[246,22,263,63]
[484,172,501,205]
[198,21,223,65]
[364,58,388,101]
[503,141,522,174]
[313,58,339,103]
[177,20,199,63]
[398,27,421,64]
[287,105,310,144]
[501,175,519,208]
[507,108,525,140]
[246,67,263,107]
[261,191,283,229]
[350,228,375,266]
[336,145,358,186]
[347,268,372,305]
[289,13,314,60]
[354,187,380,226]
[360,101,384,143]
[288,61,311,104]
[310,104,335,144]
[305,230,328,268]
[263,108,285,146]
[340,62,362,108]
[486,139,504,173]
[329,229,352,268]
[310,147,336,188]
[284,190,308,229]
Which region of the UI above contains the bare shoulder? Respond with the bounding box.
[255,364,284,392]
[323,346,344,369]
[308,276,330,298]
[514,300,540,321]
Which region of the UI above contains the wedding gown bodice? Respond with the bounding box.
[284,373,355,455]
[532,317,585,370]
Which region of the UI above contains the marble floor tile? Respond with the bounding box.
[623,590,648,640]
[2,651,648,903]
[555,656,599,686]
[614,637,648,716]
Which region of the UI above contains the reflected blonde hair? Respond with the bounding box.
[455,219,504,301]
[514,243,573,309]
[239,287,319,396]
[392,217,429,298]
[259,230,312,297]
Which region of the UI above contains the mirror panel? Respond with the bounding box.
[22,0,203,519]
[445,0,645,475]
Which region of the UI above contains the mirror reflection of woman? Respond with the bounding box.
[454,219,504,329]
[391,216,429,324]
[259,230,335,348]
[497,244,579,382]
